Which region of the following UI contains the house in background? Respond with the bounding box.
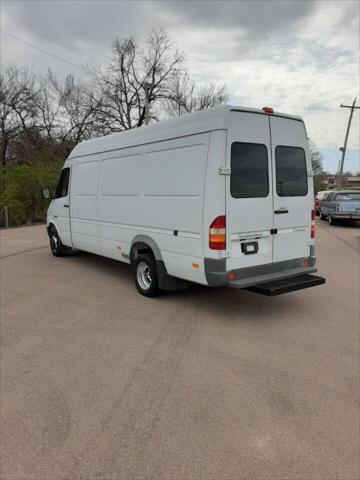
[322,175,360,189]
[345,176,360,188]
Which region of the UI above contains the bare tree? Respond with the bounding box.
[0,67,38,164]
[1,29,228,166]
[32,70,62,144]
[89,30,184,132]
[309,140,324,176]
[163,71,227,117]
[89,29,227,133]
[89,30,227,132]
[49,73,98,153]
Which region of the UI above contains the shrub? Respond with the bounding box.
[0,153,64,227]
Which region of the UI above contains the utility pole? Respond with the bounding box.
[143,82,152,125]
[337,97,360,189]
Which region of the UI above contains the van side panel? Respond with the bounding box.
[70,159,100,253]
[99,153,142,261]
[96,133,210,284]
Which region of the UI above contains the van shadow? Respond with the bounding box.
[70,251,306,323]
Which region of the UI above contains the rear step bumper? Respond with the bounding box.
[241,274,326,296]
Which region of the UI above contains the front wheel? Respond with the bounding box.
[328,214,337,226]
[133,253,160,297]
[49,226,72,257]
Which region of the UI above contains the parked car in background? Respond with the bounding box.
[319,190,360,225]
[315,190,333,215]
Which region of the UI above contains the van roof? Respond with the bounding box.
[69,104,304,160]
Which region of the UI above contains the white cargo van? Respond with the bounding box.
[43,105,325,296]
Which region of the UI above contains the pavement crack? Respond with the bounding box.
[0,245,48,259]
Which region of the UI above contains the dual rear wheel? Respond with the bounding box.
[133,253,159,297]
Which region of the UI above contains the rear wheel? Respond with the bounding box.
[49,226,72,257]
[319,211,326,220]
[133,253,160,297]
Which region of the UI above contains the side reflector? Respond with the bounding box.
[262,107,274,113]
[209,215,226,250]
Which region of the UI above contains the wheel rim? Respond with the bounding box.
[137,262,152,290]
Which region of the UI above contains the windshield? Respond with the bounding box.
[335,193,360,201]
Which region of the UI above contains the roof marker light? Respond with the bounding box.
[262,107,274,113]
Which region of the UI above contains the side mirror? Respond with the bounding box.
[41,187,51,200]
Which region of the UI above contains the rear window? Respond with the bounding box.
[275,146,308,197]
[231,142,269,198]
[335,192,360,201]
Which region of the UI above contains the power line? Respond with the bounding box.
[0,28,86,72]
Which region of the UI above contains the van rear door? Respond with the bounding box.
[270,116,312,263]
[226,111,274,270]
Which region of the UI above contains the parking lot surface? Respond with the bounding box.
[1,220,359,480]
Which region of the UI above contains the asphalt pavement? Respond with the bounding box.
[1,220,359,480]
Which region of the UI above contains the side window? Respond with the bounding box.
[275,146,308,197]
[231,142,269,198]
[55,168,70,199]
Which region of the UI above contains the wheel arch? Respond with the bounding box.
[130,235,188,291]
[130,235,163,264]
[47,222,58,238]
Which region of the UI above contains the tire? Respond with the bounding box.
[328,214,336,226]
[49,226,72,257]
[319,211,326,220]
[133,253,160,297]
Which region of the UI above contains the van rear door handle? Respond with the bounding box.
[275,209,288,214]
[63,204,70,208]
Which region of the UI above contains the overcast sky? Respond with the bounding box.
[1,0,359,173]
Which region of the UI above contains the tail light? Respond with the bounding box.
[209,215,226,250]
[311,209,315,238]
